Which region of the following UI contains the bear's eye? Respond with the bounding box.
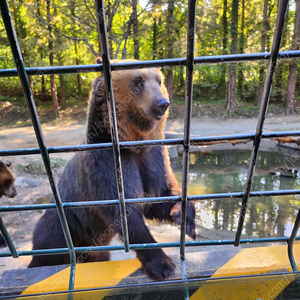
[4,179,12,188]
[132,76,145,94]
[158,79,162,86]
[133,76,145,87]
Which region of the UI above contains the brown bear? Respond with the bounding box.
[0,160,17,247]
[28,59,196,280]
[0,161,17,199]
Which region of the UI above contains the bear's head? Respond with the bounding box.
[0,161,17,198]
[87,58,170,143]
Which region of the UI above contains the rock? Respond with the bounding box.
[0,101,12,110]
[25,161,46,175]
[23,158,68,175]
[14,177,40,188]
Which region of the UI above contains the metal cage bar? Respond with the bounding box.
[94,0,130,253]
[179,1,197,298]
[0,130,300,157]
[0,0,76,291]
[0,270,298,300]
[0,50,300,78]
[1,236,299,259]
[288,206,300,271]
[0,217,18,258]
[0,188,300,214]
[234,0,289,246]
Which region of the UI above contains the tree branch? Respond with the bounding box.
[83,0,97,24]
[23,0,98,56]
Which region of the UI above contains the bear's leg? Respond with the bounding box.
[143,201,196,240]
[28,210,70,268]
[101,204,175,280]
[139,146,196,239]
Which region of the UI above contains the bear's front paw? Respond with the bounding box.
[170,201,196,240]
[143,255,176,280]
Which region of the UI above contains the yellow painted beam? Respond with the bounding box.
[21,259,142,300]
[191,243,300,300]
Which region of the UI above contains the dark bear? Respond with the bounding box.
[0,160,17,247]
[28,59,196,280]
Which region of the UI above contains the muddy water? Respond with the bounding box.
[171,148,300,238]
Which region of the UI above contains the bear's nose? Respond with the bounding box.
[157,98,170,114]
[7,187,17,198]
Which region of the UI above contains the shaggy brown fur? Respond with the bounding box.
[0,161,17,247]
[0,161,17,199]
[28,59,195,280]
[86,59,168,143]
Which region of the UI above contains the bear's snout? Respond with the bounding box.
[156,98,170,116]
[6,186,17,198]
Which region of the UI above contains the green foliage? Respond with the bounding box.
[0,0,299,118]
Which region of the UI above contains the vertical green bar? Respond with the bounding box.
[0,218,18,258]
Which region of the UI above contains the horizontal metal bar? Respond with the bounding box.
[1,130,299,157]
[1,190,299,212]
[0,236,298,258]
[1,270,299,300]
[1,189,299,213]
[0,51,299,78]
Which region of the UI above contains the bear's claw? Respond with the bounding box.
[143,255,176,281]
[170,201,196,240]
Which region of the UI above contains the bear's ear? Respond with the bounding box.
[96,57,102,64]
[5,161,12,168]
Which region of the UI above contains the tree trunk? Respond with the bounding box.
[152,17,157,60]
[226,0,239,112]
[158,15,163,59]
[220,0,228,91]
[41,75,46,99]
[46,0,60,118]
[107,0,113,57]
[274,6,289,103]
[167,70,174,105]
[74,41,81,97]
[237,0,245,102]
[227,65,237,111]
[258,0,268,107]
[266,1,275,52]
[28,76,34,96]
[286,0,300,115]
[166,0,174,105]
[59,74,66,110]
[132,0,139,60]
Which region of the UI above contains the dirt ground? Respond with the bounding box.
[0,114,299,273]
[1,115,300,150]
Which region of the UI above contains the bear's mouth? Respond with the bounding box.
[148,99,170,121]
[153,114,164,120]
[148,110,166,121]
